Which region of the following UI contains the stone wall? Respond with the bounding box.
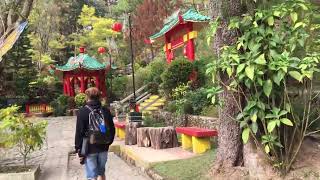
[151,111,218,129]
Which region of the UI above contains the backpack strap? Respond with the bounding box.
[85,105,94,112]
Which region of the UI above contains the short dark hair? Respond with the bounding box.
[85,87,101,101]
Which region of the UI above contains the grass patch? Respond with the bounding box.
[151,149,216,180]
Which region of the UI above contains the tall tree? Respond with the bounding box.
[0,0,34,37]
[0,29,36,97]
[208,0,245,173]
[131,0,184,62]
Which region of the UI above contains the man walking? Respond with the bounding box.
[75,87,115,180]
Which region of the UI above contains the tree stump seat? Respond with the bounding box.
[114,121,126,139]
[137,127,179,149]
[176,127,218,154]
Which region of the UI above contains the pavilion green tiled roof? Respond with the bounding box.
[55,54,107,71]
[149,9,211,40]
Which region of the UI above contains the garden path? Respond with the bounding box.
[39,116,150,180]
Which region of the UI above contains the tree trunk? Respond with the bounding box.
[137,127,151,147]
[125,122,142,145]
[209,0,245,173]
[0,0,34,37]
[148,127,179,149]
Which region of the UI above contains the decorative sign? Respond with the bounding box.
[0,22,28,61]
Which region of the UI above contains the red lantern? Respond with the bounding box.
[98,47,106,54]
[79,46,85,53]
[112,22,122,32]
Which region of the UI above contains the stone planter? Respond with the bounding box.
[0,165,40,180]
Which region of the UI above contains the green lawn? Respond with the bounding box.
[151,149,216,180]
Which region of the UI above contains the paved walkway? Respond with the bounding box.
[39,116,150,180]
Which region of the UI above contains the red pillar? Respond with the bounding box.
[100,71,107,97]
[70,78,75,96]
[66,75,71,96]
[63,75,68,95]
[186,39,195,61]
[80,73,85,93]
[186,22,195,61]
[95,75,100,90]
[26,104,30,114]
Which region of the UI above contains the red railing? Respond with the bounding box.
[26,104,53,114]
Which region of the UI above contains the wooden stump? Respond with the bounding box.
[148,127,179,149]
[125,122,142,145]
[137,128,150,147]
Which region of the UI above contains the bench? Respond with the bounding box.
[114,121,126,139]
[176,127,218,154]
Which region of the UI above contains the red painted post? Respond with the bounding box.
[26,104,30,114]
[66,75,71,96]
[186,39,195,61]
[80,73,85,93]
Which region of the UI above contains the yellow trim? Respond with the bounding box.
[181,134,192,150]
[118,128,126,139]
[163,31,198,51]
[192,136,211,154]
[163,43,172,51]
[183,31,198,42]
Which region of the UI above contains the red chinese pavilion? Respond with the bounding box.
[148,9,210,63]
[55,53,108,97]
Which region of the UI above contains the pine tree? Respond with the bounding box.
[1,29,37,97]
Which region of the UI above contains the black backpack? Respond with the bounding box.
[86,105,112,145]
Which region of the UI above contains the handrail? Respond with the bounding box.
[137,93,151,103]
[140,96,161,111]
[120,85,148,104]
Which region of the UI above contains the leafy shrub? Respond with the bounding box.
[161,58,193,98]
[165,101,178,113]
[50,94,68,116]
[75,93,86,108]
[135,66,151,88]
[0,105,47,167]
[185,88,211,115]
[68,96,76,109]
[193,56,214,88]
[112,75,129,100]
[201,105,219,117]
[146,58,168,83]
[143,114,166,127]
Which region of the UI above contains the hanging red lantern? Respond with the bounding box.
[79,46,85,53]
[112,22,122,32]
[98,47,106,54]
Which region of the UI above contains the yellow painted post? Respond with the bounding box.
[192,136,211,154]
[115,127,119,137]
[181,134,192,150]
[118,128,126,139]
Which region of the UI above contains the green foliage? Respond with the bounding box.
[146,57,168,83]
[143,114,166,127]
[172,83,190,115]
[185,88,211,115]
[161,58,193,98]
[201,105,219,117]
[68,5,117,55]
[112,75,129,100]
[50,95,68,116]
[193,56,213,88]
[207,0,320,174]
[0,105,47,167]
[75,93,86,108]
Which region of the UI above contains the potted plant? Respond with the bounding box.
[0,105,47,180]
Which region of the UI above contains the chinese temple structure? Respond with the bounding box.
[55,53,108,97]
[148,9,210,63]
